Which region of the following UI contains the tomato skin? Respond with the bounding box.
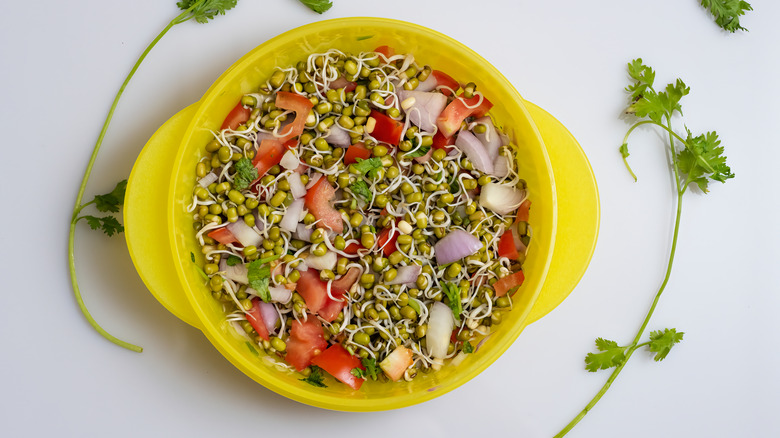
[343,242,361,255]
[252,139,287,179]
[311,344,365,390]
[304,177,344,233]
[275,91,314,142]
[497,232,519,260]
[374,45,395,59]
[517,199,531,222]
[369,110,404,146]
[221,102,251,130]
[378,345,413,382]
[245,299,270,341]
[432,131,456,152]
[296,269,328,314]
[469,94,493,118]
[436,93,495,138]
[344,143,372,165]
[285,318,327,371]
[207,227,237,245]
[431,70,459,96]
[494,270,525,297]
[375,226,398,257]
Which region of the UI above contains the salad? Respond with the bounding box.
[188,46,531,389]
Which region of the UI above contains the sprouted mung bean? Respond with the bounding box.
[187,47,532,389]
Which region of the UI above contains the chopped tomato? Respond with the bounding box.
[374,45,395,59]
[275,91,314,142]
[497,232,519,260]
[369,110,404,146]
[494,270,525,297]
[303,177,344,233]
[517,199,531,222]
[343,242,361,256]
[318,296,347,323]
[285,318,327,371]
[432,131,456,152]
[431,70,459,96]
[436,93,495,138]
[344,143,372,165]
[295,269,328,314]
[311,344,365,390]
[252,139,286,179]
[375,226,398,257]
[220,102,251,130]
[207,227,237,245]
[379,345,413,382]
[245,299,270,341]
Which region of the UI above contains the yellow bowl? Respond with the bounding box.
[124,17,599,411]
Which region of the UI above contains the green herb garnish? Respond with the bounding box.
[300,366,328,387]
[350,367,366,379]
[226,255,242,266]
[349,180,373,202]
[298,0,333,14]
[404,144,430,159]
[700,0,752,32]
[232,157,258,191]
[247,259,272,302]
[442,282,462,322]
[462,341,474,354]
[360,357,379,381]
[190,252,210,281]
[353,157,383,179]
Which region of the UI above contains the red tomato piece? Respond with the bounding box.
[494,271,525,297]
[431,131,456,152]
[285,318,327,371]
[369,110,404,146]
[275,91,314,142]
[245,298,270,341]
[378,345,413,382]
[517,199,531,222]
[374,45,395,59]
[468,94,494,118]
[436,93,495,138]
[311,344,365,390]
[295,269,328,314]
[220,102,251,131]
[497,231,519,260]
[344,143,372,165]
[318,296,347,324]
[252,139,286,179]
[304,177,344,233]
[343,242,361,255]
[375,226,398,257]
[207,227,237,245]
[431,70,459,96]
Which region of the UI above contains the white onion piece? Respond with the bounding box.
[305,251,337,271]
[387,265,422,285]
[280,199,304,232]
[434,229,482,265]
[280,150,299,170]
[426,302,455,359]
[455,130,494,174]
[286,173,307,199]
[492,154,511,179]
[326,123,351,148]
[226,219,262,248]
[397,90,447,133]
[415,74,438,92]
[305,173,322,189]
[473,116,501,162]
[219,259,248,284]
[479,183,526,215]
[258,301,278,334]
[293,223,313,242]
[450,351,468,366]
[269,286,292,304]
[198,172,218,188]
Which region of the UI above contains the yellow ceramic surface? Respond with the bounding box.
[125,17,598,411]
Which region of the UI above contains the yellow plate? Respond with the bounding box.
[125,17,598,411]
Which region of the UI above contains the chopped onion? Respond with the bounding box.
[305,173,322,189]
[269,286,292,304]
[434,229,482,265]
[286,172,306,199]
[396,90,447,132]
[415,74,437,92]
[226,219,262,247]
[219,258,248,284]
[473,116,501,162]
[479,183,526,215]
[512,227,528,254]
[198,171,218,188]
[257,301,278,334]
[280,199,304,232]
[387,265,422,285]
[492,154,511,178]
[305,250,337,271]
[293,224,313,242]
[455,130,494,174]
[280,150,299,170]
[426,302,455,359]
[326,123,351,148]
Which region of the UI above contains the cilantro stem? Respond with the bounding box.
[67,1,207,352]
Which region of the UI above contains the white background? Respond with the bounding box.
[1,1,778,437]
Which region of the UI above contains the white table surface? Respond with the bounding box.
[2,1,778,437]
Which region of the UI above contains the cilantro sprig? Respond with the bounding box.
[68,1,239,353]
[232,158,258,191]
[700,0,753,32]
[300,366,328,387]
[555,59,733,437]
[298,0,333,14]
[442,282,462,322]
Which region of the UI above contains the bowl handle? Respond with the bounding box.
[523,101,600,324]
[125,104,203,329]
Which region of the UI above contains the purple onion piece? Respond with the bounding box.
[455,130,494,174]
[434,229,483,265]
[473,116,501,163]
[293,223,313,242]
[397,90,447,133]
[269,286,292,304]
[257,301,278,334]
[415,74,438,92]
[326,123,351,148]
[280,198,304,232]
[387,265,422,285]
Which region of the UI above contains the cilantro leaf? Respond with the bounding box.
[349,180,373,202]
[82,215,124,236]
[647,328,684,362]
[232,158,258,191]
[300,366,328,387]
[177,0,239,24]
[93,180,127,213]
[353,157,383,179]
[360,357,379,381]
[700,0,752,32]
[350,367,366,379]
[226,255,242,266]
[246,259,272,302]
[676,129,734,192]
[442,282,462,322]
[584,338,628,372]
[462,341,474,354]
[298,0,333,14]
[404,145,431,159]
